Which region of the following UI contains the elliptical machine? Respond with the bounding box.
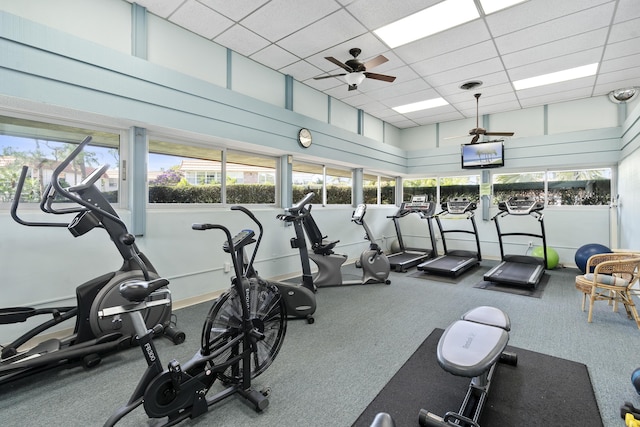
[298,196,391,287]
[1,136,183,386]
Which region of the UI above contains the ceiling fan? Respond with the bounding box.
[465,93,514,144]
[313,48,396,91]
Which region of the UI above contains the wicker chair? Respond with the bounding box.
[575,252,640,329]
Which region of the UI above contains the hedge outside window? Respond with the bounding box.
[148,140,223,203]
[292,161,323,203]
[325,166,352,204]
[225,151,276,204]
[492,172,545,204]
[546,168,611,206]
[364,173,395,205]
[439,175,480,203]
[403,177,437,202]
[0,116,120,205]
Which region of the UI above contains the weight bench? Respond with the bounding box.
[419,306,517,427]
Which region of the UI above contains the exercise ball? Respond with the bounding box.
[574,243,611,274]
[532,246,559,269]
[632,368,640,395]
[390,239,401,254]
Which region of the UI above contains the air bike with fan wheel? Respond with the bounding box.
[100,204,287,426]
[1,136,184,387]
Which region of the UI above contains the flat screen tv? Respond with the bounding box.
[461,140,504,169]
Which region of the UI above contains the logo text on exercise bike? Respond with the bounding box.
[144,342,156,362]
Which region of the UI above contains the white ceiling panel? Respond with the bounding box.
[123,0,640,128]
[214,25,270,57]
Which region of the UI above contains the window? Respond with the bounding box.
[439,175,480,203]
[547,168,611,206]
[364,173,396,205]
[292,162,352,205]
[491,169,611,206]
[403,177,437,202]
[492,172,545,204]
[148,141,276,204]
[0,116,120,205]
[225,151,276,204]
[325,166,352,204]
[148,139,223,203]
[292,161,323,203]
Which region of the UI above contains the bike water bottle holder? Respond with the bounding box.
[68,211,101,237]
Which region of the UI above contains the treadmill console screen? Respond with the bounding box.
[499,197,544,215]
[402,195,436,216]
[443,198,476,214]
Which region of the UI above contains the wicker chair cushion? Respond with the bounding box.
[583,273,629,287]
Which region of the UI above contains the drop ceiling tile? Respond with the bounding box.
[508,48,603,81]
[516,77,596,100]
[279,61,325,81]
[198,0,269,21]
[169,0,233,39]
[250,44,300,70]
[613,0,640,23]
[240,0,341,42]
[426,58,506,87]
[608,17,640,44]
[500,29,608,69]
[493,3,615,55]
[363,78,431,102]
[603,38,640,61]
[599,52,640,74]
[383,88,444,109]
[345,0,440,30]
[411,40,499,76]
[485,0,613,37]
[393,20,491,64]
[214,25,270,56]
[277,10,368,58]
[519,87,594,108]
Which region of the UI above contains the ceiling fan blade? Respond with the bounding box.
[313,73,347,80]
[325,56,352,72]
[363,72,396,82]
[362,55,388,70]
[485,131,514,136]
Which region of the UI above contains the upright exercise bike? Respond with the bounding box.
[100,205,287,426]
[1,136,183,386]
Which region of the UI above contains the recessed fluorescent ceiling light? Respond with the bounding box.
[393,98,449,114]
[513,63,599,90]
[479,0,528,15]
[374,0,479,48]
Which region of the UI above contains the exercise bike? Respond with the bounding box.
[1,136,183,386]
[299,197,391,287]
[100,204,287,426]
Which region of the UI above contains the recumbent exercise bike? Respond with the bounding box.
[1,136,183,386]
[99,204,287,426]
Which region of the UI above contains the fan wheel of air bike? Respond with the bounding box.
[201,279,287,383]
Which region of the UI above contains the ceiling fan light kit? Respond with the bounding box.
[313,48,396,91]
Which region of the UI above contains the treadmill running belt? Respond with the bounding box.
[484,260,544,287]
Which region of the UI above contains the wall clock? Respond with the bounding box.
[298,128,312,148]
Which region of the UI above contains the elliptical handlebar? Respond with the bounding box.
[11,166,69,228]
[231,205,264,277]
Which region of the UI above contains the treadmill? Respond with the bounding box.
[483,196,548,288]
[386,195,437,272]
[417,198,481,277]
